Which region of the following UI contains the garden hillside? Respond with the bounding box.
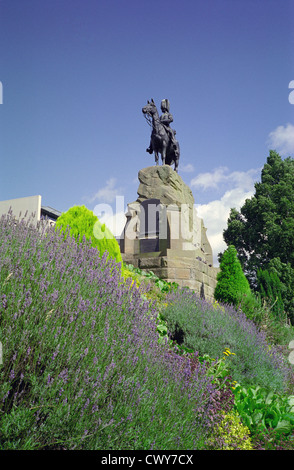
[1,212,294,450]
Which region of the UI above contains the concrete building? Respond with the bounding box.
[0,195,61,225]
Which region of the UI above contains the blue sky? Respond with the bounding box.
[1,0,294,264]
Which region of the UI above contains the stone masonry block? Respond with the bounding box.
[138,257,162,269]
[204,285,215,300]
[122,254,139,268]
[149,267,175,280]
[161,257,191,269]
[192,270,204,284]
[166,248,196,259]
[207,275,217,289]
[202,273,209,286]
[174,267,191,280]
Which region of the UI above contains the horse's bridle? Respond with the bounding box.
[144,113,153,127]
[143,107,162,129]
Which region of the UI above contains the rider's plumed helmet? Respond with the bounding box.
[161,99,170,112]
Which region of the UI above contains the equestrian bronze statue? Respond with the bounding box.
[142,98,180,172]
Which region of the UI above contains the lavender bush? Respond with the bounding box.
[162,289,290,393]
[0,214,226,450]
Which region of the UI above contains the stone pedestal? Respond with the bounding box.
[120,165,219,302]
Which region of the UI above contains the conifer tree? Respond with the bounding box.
[214,245,251,307]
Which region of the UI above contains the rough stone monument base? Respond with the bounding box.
[122,251,219,302]
[120,165,219,302]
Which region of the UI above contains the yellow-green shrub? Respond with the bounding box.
[122,267,141,288]
[211,411,253,450]
[55,205,122,264]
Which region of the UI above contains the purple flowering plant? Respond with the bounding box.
[0,213,229,450]
[162,289,290,393]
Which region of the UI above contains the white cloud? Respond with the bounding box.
[191,166,229,190]
[193,167,259,266]
[180,163,195,173]
[89,178,123,204]
[267,123,294,156]
[191,166,260,192]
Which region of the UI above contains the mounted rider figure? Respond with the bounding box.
[146,99,178,155]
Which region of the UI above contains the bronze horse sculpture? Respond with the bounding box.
[142,99,180,172]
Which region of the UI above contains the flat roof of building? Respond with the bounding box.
[41,206,62,220]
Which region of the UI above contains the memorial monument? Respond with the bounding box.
[142,98,180,172]
[119,99,219,301]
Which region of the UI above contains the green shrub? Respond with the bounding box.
[123,264,179,312]
[266,258,294,325]
[261,313,294,348]
[55,205,122,264]
[208,410,253,450]
[237,291,265,325]
[257,268,285,319]
[233,383,294,437]
[214,245,251,307]
[0,406,39,450]
[122,266,141,288]
[124,264,178,294]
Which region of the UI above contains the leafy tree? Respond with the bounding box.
[55,205,122,264]
[223,151,294,322]
[214,245,251,307]
[224,151,294,277]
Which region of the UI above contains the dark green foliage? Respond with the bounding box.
[257,268,284,319]
[267,258,294,324]
[55,205,122,264]
[237,292,265,325]
[214,245,251,307]
[223,151,294,321]
[233,383,294,437]
[224,151,294,274]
